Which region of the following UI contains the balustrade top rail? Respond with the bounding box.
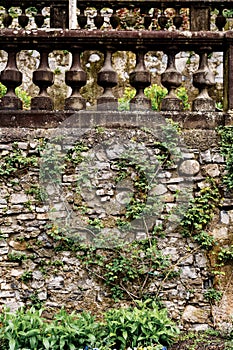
[0,0,232,6]
[0,29,228,50]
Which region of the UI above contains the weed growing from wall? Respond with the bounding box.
[0,143,37,177]
[0,82,31,110]
[218,126,233,190]
[180,179,220,249]
[118,84,190,111]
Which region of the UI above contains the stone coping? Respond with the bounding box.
[0,111,228,129]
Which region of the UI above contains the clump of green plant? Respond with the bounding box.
[103,300,179,349]
[19,270,33,283]
[204,288,223,303]
[180,180,220,249]
[0,142,37,177]
[118,84,190,111]
[218,126,233,190]
[25,184,47,202]
[7,252,27,263]
[15,87,31,110]
[218,245,233,262]
[176,329,229,350]
[39,141,65,185]
[79,233,172,301]
[0,82,7,97]
[0,82,31,110]
[144,84,168,110]
[0,303,178,350]
[66,142,89,165]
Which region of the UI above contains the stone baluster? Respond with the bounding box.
[18,6,29,28]
[110,8,120,29]
[65,50,87,111]
[31,50,54,110]
[215,7,227,31]
[224,44,233,112]
[0,48,22,110]
[158,7,168,30]
[125,9,137,29]
[3,6,13,28]
[129,50,151,110]
[173,7,183,29]
[94,8,104,29]
[193,48,215,111]
[35,6,45,28]
[77,7,87,29]
[141,6,152,30]
[97,49,118,110]
[161,49,182,111]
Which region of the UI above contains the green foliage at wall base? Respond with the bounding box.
[0,302,179,350]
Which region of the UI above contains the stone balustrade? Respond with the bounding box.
[0,0,233,31]
[0,1,233,116]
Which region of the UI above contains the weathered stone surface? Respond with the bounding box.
[47,276,64,290]
[212,227,228,240]
[31,280,45,289]
[228,210,233,223]
[195,253,208,267]
[200,150,212,163]
[204,164,220,177]
[182,305,209,323]
[180,266,198,279]
[17,213,36,220]
[179,160,200,176]
[10,194,28,204]
[220,211,230,225]
[152,184,168,196]
[9,240,27,250]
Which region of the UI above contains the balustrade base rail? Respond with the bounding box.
[0,110,227,128]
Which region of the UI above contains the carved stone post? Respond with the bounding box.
[18,6,29,28]
[97,49,118,110]
[215,7,227,31]
[65,50,87,111]
[161,49,182,111]
[190,6,210,31]
[110,9,120,29]
[35,6,45,28]
[173,8,183,29]
[50,2,69,29]
[31,50,54,110]
[77,7,87,29]
[94,8,104,29]
[140,5,152,30]
[158,7,168,30]
[129,50,151,110]
[224,43,233,112]
[0,49,22,110]
[193,48,215,112]
[3,7,13,27]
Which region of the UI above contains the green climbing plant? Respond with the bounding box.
[180,179,220,249]
[0,143,37,177]
[118,84,190,111]
[218,126,233,190]
[0,82,31,110]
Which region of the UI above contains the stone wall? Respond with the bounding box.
[0,112,232,331]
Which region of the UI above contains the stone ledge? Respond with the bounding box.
[0,111,227,129]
